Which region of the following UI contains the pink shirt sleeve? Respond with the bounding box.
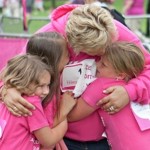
[115,20,150,104]
[25,96,49,132]
[82,78,125,107]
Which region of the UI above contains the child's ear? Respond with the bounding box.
[116,73,127,80]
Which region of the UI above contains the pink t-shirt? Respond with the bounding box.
[1,4,149,143]
[0,96,49,150]
[44,96,57,127]
[125,0,144,15]
[43,96,68,150]
[82,78,150,150]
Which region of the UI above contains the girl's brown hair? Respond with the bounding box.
[26,32,66,106]
[104,42,145,79]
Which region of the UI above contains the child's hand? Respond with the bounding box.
[53,91,76,126]
[60,91,77,116]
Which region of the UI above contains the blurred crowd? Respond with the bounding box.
[0,0,150,41]
[0,0,44,18]
[65,0,150,42]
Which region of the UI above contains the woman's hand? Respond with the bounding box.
[2,87,35,116]
[97,86,129,114]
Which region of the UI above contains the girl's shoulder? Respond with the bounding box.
[22,95,41,104]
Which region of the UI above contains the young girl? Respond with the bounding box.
[26,32,75,131]
[0,32,76,150]
[0,54,70,150]
[67,42,150,149]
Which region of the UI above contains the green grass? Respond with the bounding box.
[28,0,69,33]
[0,0,68,34]
[0,0,149,35]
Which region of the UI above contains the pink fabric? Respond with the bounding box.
[0,95,49,150]
[37,4,150,141]
[44,96,57,127]
[125,0,144,15]
[1,4,150,142]
[82,78,150,150]
[0,37,27,71]
[44,97,68,150]
[115,20,150,103]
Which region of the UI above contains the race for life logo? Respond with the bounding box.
[60,59,96,97]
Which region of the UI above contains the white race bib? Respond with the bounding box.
[60,59,96,97]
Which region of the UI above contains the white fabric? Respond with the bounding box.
[60,59,96,97]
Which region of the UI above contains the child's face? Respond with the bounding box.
[58,45,69,72]
[96,56,117,78]
[24,70,51,100]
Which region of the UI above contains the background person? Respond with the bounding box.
[122,0,147,42]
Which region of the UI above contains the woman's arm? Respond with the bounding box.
[2,87,35,116]
[97,21,150,114]
[96,86,129,114]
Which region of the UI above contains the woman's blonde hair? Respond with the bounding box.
[1,54,53,102]
[66,4,117,54]
[104,42,145,78]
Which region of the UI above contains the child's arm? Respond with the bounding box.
[68,78,123,121]
[67,96,96,122]
[53,91,76,126]
[34,119,68,149]
[26,96,68,149]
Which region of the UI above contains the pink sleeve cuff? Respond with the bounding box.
[124,84,137,101]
